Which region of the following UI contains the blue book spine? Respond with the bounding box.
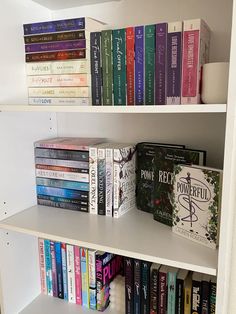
[80,248,89,308]
[61,243,68,301]
[44,239,53,296]
[36,185,88,200]
[135,26,144,105]
[134,260,141,314]
[23,18,85,35]
[167,270,177,314]
[91,32,102,105]
[55,242,64,299]
[36,177,89,192]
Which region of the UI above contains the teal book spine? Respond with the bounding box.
[101,30,113,105]
[44,239,53,296]
[167,270,177,314]
[113,28,126,105]
[145,25,155,105]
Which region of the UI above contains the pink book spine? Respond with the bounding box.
[50,240,58,297]
[74,246,82,305]
[38,238,47,294]
[28,74,90,87]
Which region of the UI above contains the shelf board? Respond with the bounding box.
[20,294,114,314]
[0,205,218,275]
[31,0,121,10]
[0,104,227,113]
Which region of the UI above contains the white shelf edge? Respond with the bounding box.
[0,104,227,113]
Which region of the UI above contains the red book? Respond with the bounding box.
[126,27,135,105]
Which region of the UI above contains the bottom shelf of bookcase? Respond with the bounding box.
[20,294,114,314]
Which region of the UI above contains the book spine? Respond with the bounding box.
[98,148,106,215]
[37,194,88,206]
[167,271,177,314]
[36,186,88,200]
[90,32,102,106]
[134,259,141,314]
[192,279,201,314]
[113,28,126,105]
[61,243,68,301]
[26,49,86,62]
[126,27,135,105]
[167,22,182,105]
[175,279,184,314]
[105,147,113,217]
[96,254,103,311]
[102,30,113,105]
[155,23,167,105]
[23,17,86,35]
[135,26,144,105]
[29,97,91,106]
[158,271,167,314]
[37,198,88,212]
[89,147,98,214]
[29,86,89,98]
[36,177,89,191]
[38,238,47,294]
[145,25,155,105]
[141,261,151,314]
[210,281,216,314]
[28,74,90,87]
[74,246,82,305]
[25,39,86,53]
[24,30,87,44]
[201,280,210,314]
[35,158,89,170]
[80,248,89,308]
[66,244,76,303]
[26,60,90,76]
[44,239,53,296]
[184,286,192,314]
[113,149,120,217]
[89,250,97,310]
[54,242,64,299]
[50,240,58,297]
[35,148,89,162]
[36,164,88,174]
[36,169,89,182]
[150,267,159,314]
[125,257,134,314]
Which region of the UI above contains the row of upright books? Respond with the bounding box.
[124,257,216,314]
[38,238,123,311]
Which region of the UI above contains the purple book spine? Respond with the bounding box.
[23,18,85,35]
[25,40,86,53]
[135,26,144,105]
[167,22,182,105]
[155,23,167,105]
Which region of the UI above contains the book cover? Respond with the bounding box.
[29,97,91,106]
[36,177,89,192]
[37,197,88,212]
[44,239,53,296]
[209,276,216,314]
[89,249,97,310]
[105,146,113,217]
[153,147,206,226]
[26,49,86,62]
[98,147,106,215]
[28,74,90,87]
[158,265,168,314]
[141,261,151,314]
[172,165,222,248]
[175,269,189,314]
[25,39,86,53]
[54,242,64,299]
[29,86,89,98]
[135,26,144,105]
[167,267,178,314]
[66,244,76,303]
[184,272,192,314]
[167,21,182,105]
[155,23,167,105]
[91,32,102,106]
[50,240,58,297]
[125,257,134,314]
[126,27,135,105]
[81,247,89,308]
[35,147,89,162]
[38,238,47,294]
[113,28,126,105]
[36,186,89,200]
[181,19,211,104]
[145,25,155,105]
[150,263,161,314]
[74,246,82,305]
[101,30,113,105]
[24,30,88,44]
[201,274,211,314]
[113,145,136,218]
[191,272,202,314]
[134,259,141,314]
[61,243,68,301]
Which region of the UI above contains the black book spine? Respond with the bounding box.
[192,279,202,314]
[175,279,184,314]
[150,266,158,314]
[141,261,151,314]
[98,148,106,215]
[209,281,216,314]
[201,280,210,314]
[37,198,89,212]
[35,147,89,162]
[37,194,88,206]
[134,260,141,314]
[91,32,102,105]
[125,257,134,314]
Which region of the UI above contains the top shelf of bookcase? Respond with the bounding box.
[31,0,121,10]
[0,104,227,113]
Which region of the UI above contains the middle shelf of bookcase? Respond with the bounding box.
[0,205,218,276]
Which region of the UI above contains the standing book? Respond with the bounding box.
[88,249,97,310]
[191,272,202,314]
[126,27,135,105]
[66,244,76,303]
[134,259,141,314]
[81,247,89,308]
[201,274,211,314]
[101,30,113,105]
[141,261,151,314]
[150,263,161,314]
[209,276,216,314]
[175,269,189,314]
[167,267,178,314]
[184,272,192,314]
[54,242,64,299]
[125,257,134,314]
[44,239,53,296]
[74,246,82,305]
[38,238,47,295]
[158,265,168,314]
[61,243,68,301]
[50,240,58,297]
[135,26,144,105]
[145,25,155,105]
[91,32,102,106]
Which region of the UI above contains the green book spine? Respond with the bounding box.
[101,30,113,105]
[145,25,155,105]
[113,28,126,105]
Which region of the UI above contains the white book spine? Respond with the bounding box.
[38,238,47,295]
[88,250,96,289]
[106,147,113,217]
[28,86,90,98]
[66,244,76,303]
[29,97,91,106]
[89,147,98,214]
[113,149,120,218]
[35,169,89,182]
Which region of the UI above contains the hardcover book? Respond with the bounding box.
[135,26,144,105]
[153,147,206,226]
[145,25,155,105]
[91,32,102,106]
[172,165,222,248]
[101,30,113,105]
[126,27,135,105]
